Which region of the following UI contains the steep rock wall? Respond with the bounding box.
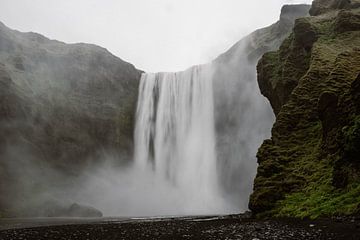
[250,0,360,218]
[212,5,310,209]
[0,22,141,216]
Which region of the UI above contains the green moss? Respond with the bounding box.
[264,52,281,87]
[273,120,360,218]
[275,183,360,219]
[251,6,360,218]
[343,115,360,158]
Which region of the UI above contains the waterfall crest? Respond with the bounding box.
[134,65,226,213]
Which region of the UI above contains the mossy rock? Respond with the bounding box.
[294,18,318,50]
[335,10,360,33]
[343,115,360,158]
[251,1,360,218]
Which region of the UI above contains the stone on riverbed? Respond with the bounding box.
[66,203,103,218]
[41,201,103,218]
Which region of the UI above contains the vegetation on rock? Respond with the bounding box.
[250,0,360,218]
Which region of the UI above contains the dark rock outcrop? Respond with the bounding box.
[352,73,360,112]
[67,203,103,218]
[257,17,313,115]
[39,201,103,218]
[0,21,141,216]
[250,0,360,217]
[309,0,360,16]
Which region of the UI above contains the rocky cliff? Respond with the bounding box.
[0,21,141,216]
[212,4,310,210]
[250,0,360,218]
[0,5,312,217]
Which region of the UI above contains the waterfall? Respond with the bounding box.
[134,65,226,214]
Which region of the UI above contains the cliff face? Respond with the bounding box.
[0,5,311,217]
[0,22,141,216]
[215,4,312,65]
[211,4,310,209]
[250,0,360,218]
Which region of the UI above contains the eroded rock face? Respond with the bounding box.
[257,17,313,115]
[351,74,360,112]
[251,0,360,217]
[211,4,310,209]
[67,203,103,218]
[318,91,339,148]
[309,0,360,16]
[0,21,141,216]
[335,9,360,33]
[293,18,318,51]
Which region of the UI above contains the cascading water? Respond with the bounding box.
[78,39,272,216]
[134,65,228,214]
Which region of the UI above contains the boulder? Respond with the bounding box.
[67,203,103,218]
[40,201,103,217]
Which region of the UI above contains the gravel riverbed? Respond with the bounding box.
[0,215,359,240]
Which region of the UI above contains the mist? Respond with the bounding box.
[2,146,233,217]
[213,38,275,211]
[0,1,310,218]
[0,37,270,216]
[0,0,312,72]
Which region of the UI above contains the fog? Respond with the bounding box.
[0,0,312,72]
[213,38,275,211]
[2,145,231,216]
[0,1,310,217]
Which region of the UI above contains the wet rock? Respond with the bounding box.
[294,18,318,51]
[252,0,360,217]
[67,203,103,218]
[1,216,359,240]
[39,201,102,218]
[351,73,360,112]
[334,10,360,33]
[318,91,339,144]
[310,0,352,16]
[0,20,141,216]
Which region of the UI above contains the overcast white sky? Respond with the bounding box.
[0,0,312,72]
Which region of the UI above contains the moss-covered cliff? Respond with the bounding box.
[212,4,310,211]
[250,0,360,218]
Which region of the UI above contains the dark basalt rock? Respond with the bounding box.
[210,4,310,209]
[293,18,318,51]
[257,52,281,115]
[257,30,311,116]
[0,21,142,217]
[318,91,339,147]
[67,203,103,218]
[309,0,355,16]
[333,114,360,188]
[335,10,360,33]
[40,201,103,218]
[351,73,360,112]
[250,0,360,217]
